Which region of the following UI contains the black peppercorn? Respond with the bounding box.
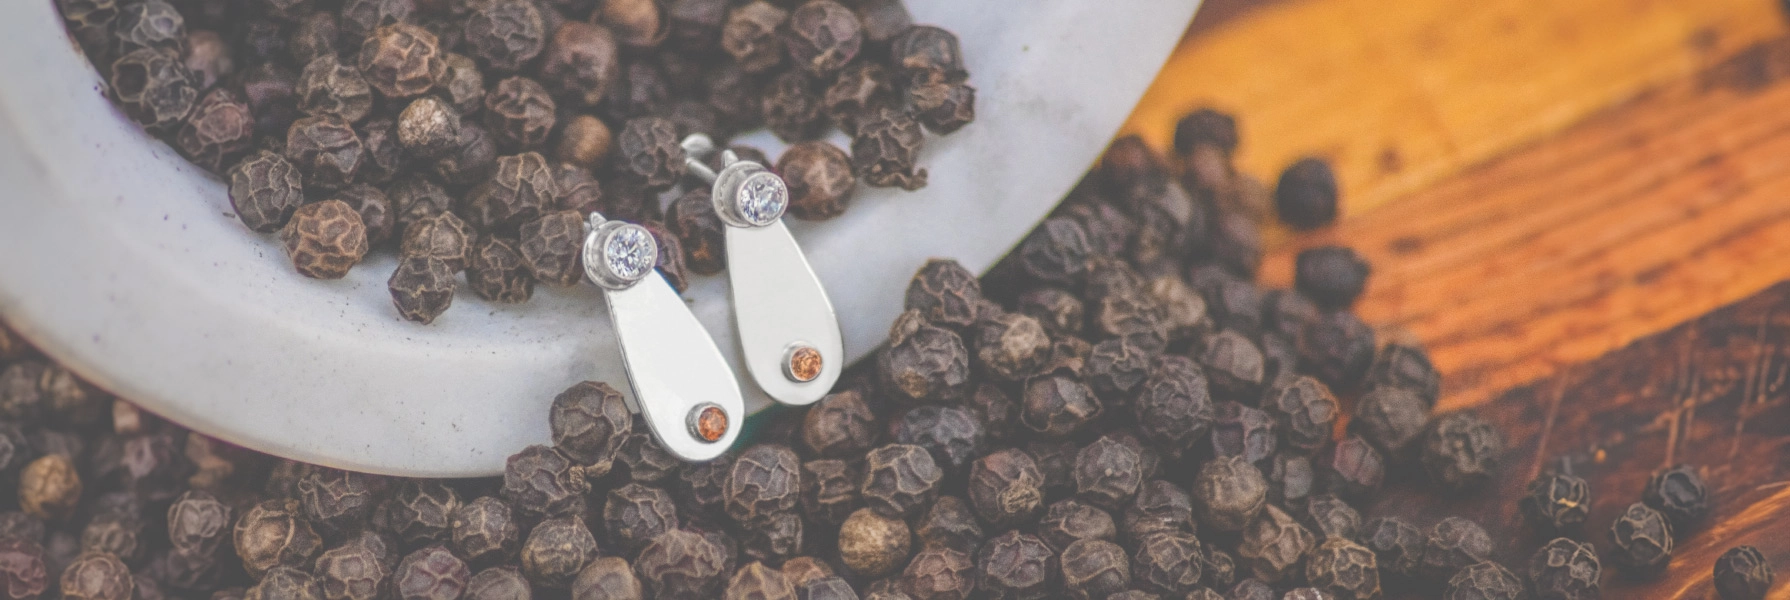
[359,23,445,100]
[516,210,585,286]
[557,116,613,173]
[450,497,518,568]
[1131,532,1203,597]
[604,484,679,554]
[0,538,47,600]
[801,390,877,457]
[1295,310,1375,392]
[388,480,461,548]
[637,529,728,599]
[1020,372,1100,439]
[1040,499,1116,554]
[1237,505,1315,584]
[726,561,797,600]
[852,106,928,190]
[861,443,941,519]
[615,117,685,190]
[1211,401,1277,469]
[893,405,984,472]
[286,115,366,191]
[434,121,500,187]
[570,557,641,600]
[466,152,557,233]
[1059,539,1128,600]
[909,496,980,560]
[722,2,787,73]
[1017,287,1086,337]
[395,545,470,600]
[1422,517,1492,580]
[1608,502,1672,572]
[763,70,827,142]
[1199,330,1266,402]
[280,200,370,279]
[233,499,323,579]
[1086,339,1153,409]
[60,551,132,600]
[1445,561,1524,600]
[541,22,620,108]
[880,310,973,404]
[1420,412,1504,492]
[176,88,254,172]
[1294,247,1371,309]
[1193,455,1267,532]
[1350,386,1428,455]
[296,467,380,542]
[1359,517,1421,579]
[1228,579,1274,600]
[1122,480,1195,547]
[548,381,632,474]
[616,427,683,483]
[388,255,457,323]
[502,445,588,520]
[1528,537,1599,600]
[839,507,911,579]
[1302,539,1377,600]
[466,236,534,303]
[800,459,860,526]
[1070,436,1140,511]
[1520,472,1591,533]
[1302,494,1360,543]
[464,566,530,600]
[974,530,1053,600]
[228,150,306,233]
[1318,436,1384,501]
[521,517,595,589]
[463,0,545,72]
[724,443,802,526]
[1133,355,1213,455]
[967,448,1044,528]
[1274,158,1338,230]
[167,490,231,557]
[1174,108,1239,157]
[111,48,200,133]
[1714,545,1772,600]
[1641,464,1709,529]
[316,534,390,600]
[483,77,556,151]
[78,513,141,568]
[903,259,983,329]
[783,1,861,76]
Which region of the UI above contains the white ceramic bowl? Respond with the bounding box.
[0,0,1201,476]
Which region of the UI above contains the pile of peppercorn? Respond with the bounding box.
[55,0,973,323]
[0,105,1777,600]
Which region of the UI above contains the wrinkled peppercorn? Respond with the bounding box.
[894,405,984,472]
[1237,505,1314,584]
[839,508,911,578]
[800,391,877,457]
[549,381,632,473]
[1420,412,1503,492]
[1074,436,1143,510]
[725,443,801,526]
[1134,356,1213,454]
[763,70,826,142]
[914,496,984,557]
[61,552,132,600]
[286,115,365,190]
[1020,373,1100,439]
[967,448,1043,528]
[1303,539,1377,600]
[466,152,557,233]
[571,557,639,600]
[296,467,379,541]
[435,121,500,187]
[0,538,47,600]
[801,459,860,526]
[1199,330,1265,402]
[1296,311,1374,392]
[1319,436,1384,501]
[1211,401,1277,469]
[466,236,534,303]
[315,534,390,600]
[20,454,82,521]
[177,88,254,172]
[1040,499,1116,553]
[1642,464,1709,529]
[1609,502,1672,572]
[451,497,518,568]
[726,561,796,600]
[616,428,683,483]
[974,530,1053,600]
[1131,532,1203,596]
[1275,158,1338,230]
[464,566,530,600]
[1445,561,1524,600]
[517,210,585,286]
[502,445,588,519]
[636,529,729,599]
[1359,517,1421,579]
[463,0,545,72]
[387,480,461,548]
[722,2,787,73]
[1058,539,1128,600]
[1122,480,1195,546]
[1714,545,1772,600]
[228,150,306,233]
[605,484,679,554]
[111,48,199,133]
[521,517,595,589]
[852,106,927,190]
[861,444,941,519]
[905,259,983,329]
[1174,108,1239,157]
[881,310,973,404]
[1085,339,1151,409]
[540,22,619,108]
[388,256,455,323]
[1529,537,1599,600]
[359,24,444,100]
[483,77,555,151]
[167,490,231,557]
[1350,386,1428,455]
[1367,342,1440,408]
[1422,517,1492,580]
[233,499,322,579]
[1302,495,1360,542]
[1194,455,1267,532]
[617,117,685,190]
[1520,472,1590,534]
[297,55,373,123]
[78,514,141,566]
[401,211,472,272]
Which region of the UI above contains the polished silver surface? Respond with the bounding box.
[585,212,741,462]
[581,215,659,291]
[725,221,842,406]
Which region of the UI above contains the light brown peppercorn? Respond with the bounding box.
[572,556,641,600]
[517,210,585,286]
[484,77,557,151]
[229,150,306,233]
[297,55,373,123]
[839,508,911,578]
[522,517,596,589]
[281,200,369,279]
[597,0,664,46]
[435,53,485,114]
[781,556,836,589]
[110,48,199,133]
[398,96,462,159]
[286,115,365,191]
[452,497,519,567]
[358,23,444,100]
[540,22,620,108]
[722,2,787,73]
[233,499,323,579]
[465,152,558,233]
[725,561,796,600]
[401,211,473,272]
[60,552,132,600]
[1303,539,1378,600]
[19,455,81,521]
[463,0,546,72]
[388,256,457,324]
[777,141,855,220]
[557,116,614,170]
[783,1,861,76]
[177,88,254,172]
[861,443,942,519]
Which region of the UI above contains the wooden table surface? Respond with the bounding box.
[1121,0,1790,597]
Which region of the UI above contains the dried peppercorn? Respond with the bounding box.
[1261,377,1336,453]
[900,546,975,600]
[1420,412,1503,492]
[166,491,231,557]
[466,236,534,303]
[1520,472,1590,533]
[390,98,459,161]
[1122,480,1194,546]
[517,210,585,286]
[1134,356,1213,454]
[1017,287,1085,337]
[781,556,835,589]
[359,23,444,100]
[110,48,199,133]
[0,538,48,600]
[721,1,787,72]
[1073,436,1143,510]
[1303,539,1377,600]
[296,467,379,541]
[556,117,614,172]
[852,106,928,190]
[1037,499,1114,554]
[967,448,1043,528]
[1422,517,1492,580]
[1295,310,1374,392]
[976,530,1054,600]
[1085,339,1151,408]
[19,454,82,521]
[1318,436,1384,501]
[466,152,557,233]
[451,497,518,568]
[616,428,683,483]
[893,405,984,472]
[915,82,975,135]
[861,444,941,519]
[1211,401,1277,469]
[973,313,1051,385]
[540,22,619,108]
[800,459,860,526]
[914,496,985,557]
[839,508,911,578]
[430,52,485,115]
[397,210,468,266]
[549,381,632,474]
[176,88,253,172]
[636,529,729,599]
[1714,545,1772,600]
[385,480,460,548]
[1528,537,1598,600]
[572,557,641,600]
[1058,539,1128,600]
[483,77,556,151]
[1293,247,1370,309]
[501,445,588,520]
[432,120,499,187]
[783,1,861,76]
[388,255,456,323]
[1020,373,1100,439]
[880,310,973,404]
[726,561,797,600]
[287,12,338,66]
[800,391,877,458]
[905,259,983,329]
[233,499,322,579]
[1642,464,1709,529]
[724,443,801,526]
[1444,561,1523,600]
[521,517,595,589]
[1228,579,1275,600]
[1199,330,1266,402]
[315,534,390,600]
[463,0,545,72]
[1367,342,1440,408]
[278,200,369,279]
[598,0,665,47]
[1609,502,1672,573]
[463,566,529,600]
[60,551,132,600]
[1350,387,1428,455]
[297,55,374,124]
[115,0,185,54]
[762,70,826,142]
[1237,505,1315,584]
[286,115,365,191]
[604,484,679,554]
[1130,532,1203,596]
[78,513,142,565]
[1302,494,1360,543]
[228,150,305,233]
[1193,455,1267,532]
[1011,217,1091,285]
[1275,158,1338,230]
[1359,517,1422,579]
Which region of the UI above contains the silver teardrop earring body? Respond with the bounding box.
[582,212,742,461]
[682,134,844,406]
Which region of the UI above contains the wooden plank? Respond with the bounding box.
[1259,37,1790,413]
[1365,281,1790,600]
[1121,0,1786,217]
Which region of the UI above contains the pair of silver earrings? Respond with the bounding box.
[579,134,842,462]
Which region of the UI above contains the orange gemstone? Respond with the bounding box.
[693,406,727,442]
[787,345,823,383]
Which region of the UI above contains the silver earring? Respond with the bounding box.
[681,134,843,406]
[582,212,741,461]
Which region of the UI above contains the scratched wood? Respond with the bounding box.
[1362,281,1790,599]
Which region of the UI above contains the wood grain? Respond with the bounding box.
[1364,281,1790,599]
[1258,36,1790,413]
[1121,0,1787,218]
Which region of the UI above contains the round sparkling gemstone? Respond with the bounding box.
[736,172,788,226]
[603,225,658,282]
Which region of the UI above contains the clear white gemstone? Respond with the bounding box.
[736,173,788,226]
[604,225,657,282]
